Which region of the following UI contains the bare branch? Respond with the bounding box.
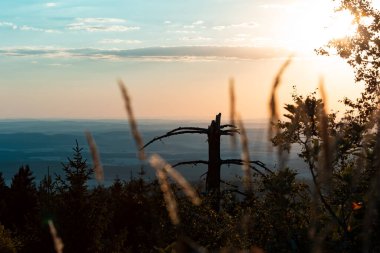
[222,159,274,175]
[167,127,208,134]
[222,189,248,197]
[142,129,208,150]
[172,160,209,168]
[221,159,266,177]
[220,179,238,188]
[220,124,238,129]
[221,129,240,136]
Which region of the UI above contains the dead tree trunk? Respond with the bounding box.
[141,113,273,212]
[206,113,222,211]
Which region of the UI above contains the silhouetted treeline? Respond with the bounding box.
[0,138,378,253]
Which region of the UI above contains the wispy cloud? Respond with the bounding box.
[75,18,127,23]
[98,39,141,44]
[213,22,259,31]
[168,30,197,34]
[192,20,204,25]
[45,2,57,7]
[179,36,212,41]
[20,25,58,33]
[0,21,59,33]
[0,21,17,30]
[49,63,72,67]
[182,20,206,29]
[67,18,140,32]
[0,46,291,62]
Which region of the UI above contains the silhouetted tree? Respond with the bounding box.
[6,165,42,252]
[0,173,8,226]
[55,141,94,253]
[143,113,273,211]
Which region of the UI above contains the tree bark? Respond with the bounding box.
[206,113,221,211]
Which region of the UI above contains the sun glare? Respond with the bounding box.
[279,2,357,52]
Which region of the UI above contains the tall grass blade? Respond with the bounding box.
[48,220,64,253]
[152,154,201,206]
[85,131,104,182]
[268,56,292,169]
[118,79,146,160]
[229,78,237,148]
[268,56,292,140]
[237,115,252,193]
[149,154,180,225]
[318,78,332,182]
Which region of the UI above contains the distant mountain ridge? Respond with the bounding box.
[0,119,306,186]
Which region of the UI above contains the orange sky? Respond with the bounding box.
[0,0,366,120]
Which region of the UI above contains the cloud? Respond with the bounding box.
[213,22,258,31]
[45,2,57,7]
[98,39,142,44]
[67,18,140,32]
[192,20,204,25]
[0,21,18,30]
[19,25,58,33]
[182,20,206,29]
[168,30,196,34]
[76,18,127,23]
[213,26,225,31]
[0,46,291,62]
[179,36,212,41]
[48,63,72,67]
[0,21,59,33]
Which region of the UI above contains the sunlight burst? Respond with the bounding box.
[279,2,357,52]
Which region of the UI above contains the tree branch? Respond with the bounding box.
[222,159,274,174]
[171,160,209,168]
[220,179,238,188]
[221,159,267,177]
[222,189,248,197]
[167,127,208,134]
[220,124,238,129]
[142,129,208,149]
[221,129,240,136]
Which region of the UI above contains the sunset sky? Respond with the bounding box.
[0,0,370,120]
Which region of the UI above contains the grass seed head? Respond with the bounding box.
[48,220,64,253]
[118,79,146,160]
[85,131,104,182]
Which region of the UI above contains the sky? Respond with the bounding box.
[0,0,371,120]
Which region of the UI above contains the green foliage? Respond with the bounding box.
[318,0,380,95]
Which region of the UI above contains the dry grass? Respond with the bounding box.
[149,154,180,225]
[150,153,201,204]
[268,56,292,141]
[48,220,64,253]
[268,57,292,170]
[317,78,332,182]
[85,131,104,182]
[237,115,252,193]
[229,78,237,148]
[118,79,146,160]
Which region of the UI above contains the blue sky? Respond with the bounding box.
[0,0,341,51]
[0,0,367,119]
[0,0,264,49]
